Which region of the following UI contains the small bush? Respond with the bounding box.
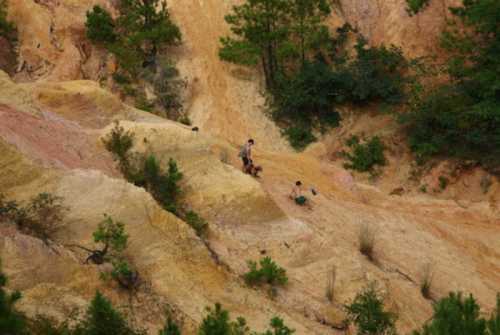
[0,193,67,242]
[184,211,208,237]
[413,292,497,335]
[259,317,295,335]
[345,283,397,335]
[343,136,386,174]
[420,263,433,300]
[137,155,183,214]
[282,126,316,151]
[159,317,181,335]
[0,261,28,334]
[110,258,139,290]
[359,223,375,261]
[406,0,430,16]
[84,214,129,265]
[102,121,135,179]
[244,256,288,287]
[75,291,144,335]
[198,303,249,335]
[85,5,117,44]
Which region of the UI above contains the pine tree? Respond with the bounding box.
[77,291,143,335]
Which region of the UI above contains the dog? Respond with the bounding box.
[245,161,263,178]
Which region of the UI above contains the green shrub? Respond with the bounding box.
[0,262,28,335]
[343,136,386,173]
[102,125,184,215]
[403,0,500,171]
[75,291,144,335]
[109,258,138,290]
[345,283,397,335]
[282,126,316,151]
[272,61,342,130]
[198,303,249,335]
[258,317,295,335]
[85,6,117,44]
[243,257,288,287]
[184,211,208,237]
[102,122,135,179]
[406,0,430,16]
[159,317,181,335]
[346,38,409,105]
[413,292,500,335]
[136,155,183,214]
[83,214,129,265]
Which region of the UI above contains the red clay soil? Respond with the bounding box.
[0,104,116,175]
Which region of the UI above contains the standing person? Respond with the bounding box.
[239,139,254,171]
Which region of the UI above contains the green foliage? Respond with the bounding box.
[282,126,316,151]
[159,317,181,335]
[220,0,331,88]
[0,193,67,242]
[243,256,288,287]
[102,122,135,179]
[0,0,16,42]
[86,6,117,44]
[343,136,386,173]
[412,292,500,335]
[345,38,409,105]
[0,263,28,335]
[93,215,129,257]
[109,258,138,290]
[403,0,500,171]
[117,0,181,58]
[86,0,181,76]
[406,0,430,16]
[102,125,184,215]
[345,284,397,335]
[198,303,249,335]
[272,61,341,132]
[258,317,295,335]
[137,155,183,214]
[76,291,144,335]
[184,211,208,237]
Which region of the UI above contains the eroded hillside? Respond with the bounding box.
[1,0,499,334]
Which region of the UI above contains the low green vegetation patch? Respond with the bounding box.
[406,0,431,16]
[244,256,288,288]
[343,135,386,174]
[345,283,397,335]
